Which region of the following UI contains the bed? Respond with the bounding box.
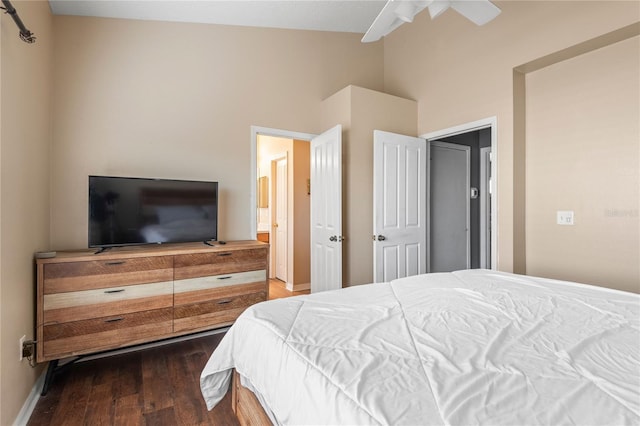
[200,269,640,425]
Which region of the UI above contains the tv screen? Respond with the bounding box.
[89,176,218,248]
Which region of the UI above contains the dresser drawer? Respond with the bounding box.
[174,248,268,280]
[173,291,266,333]
[174,270,266,305]
[43,281,173,323]
[42,307,173,360]
[43,256,173,293]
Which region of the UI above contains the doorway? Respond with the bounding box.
[252,127,314,291]
[372,117,497,282]
[423,117,497,271]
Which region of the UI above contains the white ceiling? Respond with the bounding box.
[48,0,388,34]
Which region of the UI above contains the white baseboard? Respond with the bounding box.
[13,369,45,426]
[286,282,310,292]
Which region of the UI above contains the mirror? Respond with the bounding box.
[258,176,268,208]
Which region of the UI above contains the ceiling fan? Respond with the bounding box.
[362,0,501,43]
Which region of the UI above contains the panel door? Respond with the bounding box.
[373,130,427,283]
[310,125,342,293]
[274,157,288,281]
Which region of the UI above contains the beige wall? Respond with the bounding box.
[321,85,417,286]
[383,0,640,284]
[0,1,52,424]
[50,16,383,250]
[292,140,310,286]
[258,136,290,177]
[257,135,290,234]
[526,36,639,292]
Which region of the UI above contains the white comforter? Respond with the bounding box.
[200,270,640,425]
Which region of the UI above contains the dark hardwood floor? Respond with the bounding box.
[27,333,237,426]
[27,279,306,425]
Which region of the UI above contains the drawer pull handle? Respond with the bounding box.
[105,261,125,266]
[218,253,232,257]
[104,317,124,323]
[217,299,232,305]
[217,276,232,280]
[104,289,125,294]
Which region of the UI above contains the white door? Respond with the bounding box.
[275,157,288,281]
[429,141,470,272]
[373,130,427,283]
[310,125,342,293]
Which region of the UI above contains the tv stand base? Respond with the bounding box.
[93,247,112,254]
[203,240,226,246]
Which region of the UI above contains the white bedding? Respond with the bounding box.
[200,269,640,425]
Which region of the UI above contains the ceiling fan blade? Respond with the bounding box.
[362,1,400,43]
[450,0,501,25]
[428,0,450,19]
[362,0,431,43]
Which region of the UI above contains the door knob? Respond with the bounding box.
[377,235,386,241]
[329,235,337,242]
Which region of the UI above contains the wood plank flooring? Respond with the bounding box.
[27,333,237,426]
[268,278,310,300]
[27,279,307,425]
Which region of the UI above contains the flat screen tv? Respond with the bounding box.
[89,176,218,248]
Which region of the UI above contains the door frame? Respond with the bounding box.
[480,146,492,269]
[420,116,498,270]
[250,126,316,239]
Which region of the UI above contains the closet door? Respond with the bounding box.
[373,130,427,283]
[429,141,470,272]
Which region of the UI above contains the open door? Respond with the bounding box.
[273,155,288,282]
[310,125,342,293]
[373,130,427,283]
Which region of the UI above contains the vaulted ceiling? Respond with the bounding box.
[48,0,388,34]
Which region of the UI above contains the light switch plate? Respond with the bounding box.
[557,210,574,225]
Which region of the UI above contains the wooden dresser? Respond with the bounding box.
[36,241,268,392]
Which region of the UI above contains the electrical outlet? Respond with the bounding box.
[557,210,574,225]
[19,335,26,361]
[22,339,35,362]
